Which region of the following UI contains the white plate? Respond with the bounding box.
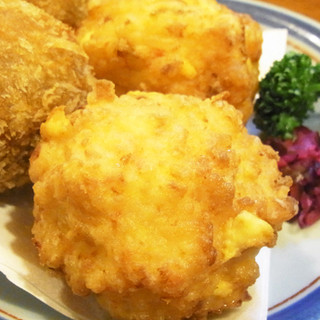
[218,1,320,319]
[1,1,320,320]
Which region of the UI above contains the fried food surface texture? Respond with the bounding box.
[0,0,93,192]
[26,0,88,27]
[30,81,296,320]
[77,0,262,122]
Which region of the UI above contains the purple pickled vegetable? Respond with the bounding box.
[266,126,320,227]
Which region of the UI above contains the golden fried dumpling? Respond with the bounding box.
[30,81,296,320]
[0,0,93,192]
[77,0,262,122]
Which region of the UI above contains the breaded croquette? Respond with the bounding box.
[26,0,88,27]
[0,0,93,192]
[30,81,296,320]
[77,0,262,122]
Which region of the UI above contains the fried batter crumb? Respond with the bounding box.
[26,0,88,27]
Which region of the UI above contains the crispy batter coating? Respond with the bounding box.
[26,0,88,27]
[77,0,262,122]
[0,0,93,192]
[30,81,296,320]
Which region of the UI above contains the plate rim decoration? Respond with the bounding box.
[1,1,320,320]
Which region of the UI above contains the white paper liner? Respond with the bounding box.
[0,29,288,320]
[0,186,270,320]
[259,28,288,79]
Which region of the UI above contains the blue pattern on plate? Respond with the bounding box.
[268,286,320,320]
[219,0,320,54]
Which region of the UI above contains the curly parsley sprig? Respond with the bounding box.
[253,52,320,139]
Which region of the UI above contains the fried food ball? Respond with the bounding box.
[30,81,296,320]
[26,0,88,27]
[0,0,93,192]
[77,0,262,122]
